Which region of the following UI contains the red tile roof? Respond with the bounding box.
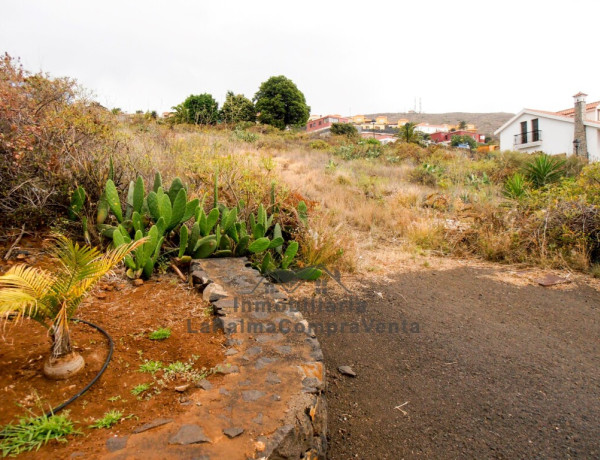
[523,108,600,127]
[555,101,600,117]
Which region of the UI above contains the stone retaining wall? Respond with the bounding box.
[104,258,326,460]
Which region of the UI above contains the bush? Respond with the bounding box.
[451,135,477,149]
[524,153,566,188]
[408,163,441,186]
[231,128,258,143]
[330,123,358,137]
[310,140,330,150]
[0,53,120,228]
[503,173,528,199]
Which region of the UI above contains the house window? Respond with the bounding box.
[520,121,528,144]
[531,119,539,141]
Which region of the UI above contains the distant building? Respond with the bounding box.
[306,114,351,133]
[359,115,389,131]
[494,92,600,161]
[449,123,477,132]
[415,123,450,134]
[360,132,395,144]
[430,130,485,143]
[394,118,410,128]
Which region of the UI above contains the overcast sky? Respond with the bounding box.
[2,1,598,116]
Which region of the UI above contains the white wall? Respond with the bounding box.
[587,125,600,162]
[500,113,587,156]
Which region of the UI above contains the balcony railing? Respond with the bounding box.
[514,130,542,145]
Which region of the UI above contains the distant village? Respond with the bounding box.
[305,114,486,146]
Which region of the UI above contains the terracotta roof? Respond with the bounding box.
[573,91,588,97]
[523,108,600,127]
[555,101,600,117]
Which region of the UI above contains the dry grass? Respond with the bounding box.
[94,121,600,278]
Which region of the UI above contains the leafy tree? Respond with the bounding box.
[175,93,219,125]
[396,122,422,144]
[458,120,468,130]
[330,122,358,137]
[254,76,310,130]
[451,135,477,149]
[220,91,256,124]
[0,235,141,378]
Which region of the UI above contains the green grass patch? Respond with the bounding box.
[138,360,163,373]
[131,383,153,396]
[88,410,123,429]
[0,411,81,456]
[163,361,192,375]
[148,328,171,340]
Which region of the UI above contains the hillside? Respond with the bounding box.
[365,112,514,137]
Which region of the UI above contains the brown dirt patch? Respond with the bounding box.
[0,236,225,458]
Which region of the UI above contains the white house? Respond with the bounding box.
[415,123,450,134]
[494,93,600,162]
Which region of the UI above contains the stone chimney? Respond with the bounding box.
[573,92,588,159]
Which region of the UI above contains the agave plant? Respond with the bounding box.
[0,235,142,379]
[524,154,566,188]
[503,173,528,199]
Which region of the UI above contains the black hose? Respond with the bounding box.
[43,318,114,418]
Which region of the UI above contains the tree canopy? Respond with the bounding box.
[253,76,310,130]
[174,93,219,125]
[396,122,422,144]
[220,91,256,124]
[451,134,477,149]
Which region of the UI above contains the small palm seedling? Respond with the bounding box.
[0,235,142,379]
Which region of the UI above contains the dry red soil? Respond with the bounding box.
[0,237,224,458]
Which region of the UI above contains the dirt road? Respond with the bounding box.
[300,266,600,459]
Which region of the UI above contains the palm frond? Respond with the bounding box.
[0,236,143,326]
[70,239,145,298]
[0,265,56,321]
[50,235,103,292]
[0,265,55,317]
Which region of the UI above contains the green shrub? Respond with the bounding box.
[524,153,566,188]
[503,173,528,199]
[409,163,441,186]
[451,135,477,149]
[231,128,258,143]
[330,123,358,137]
[310,140,330,150]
